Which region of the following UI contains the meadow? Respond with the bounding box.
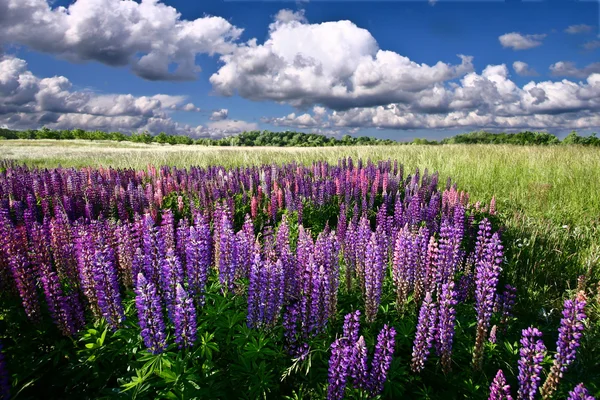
[0,140,598,399]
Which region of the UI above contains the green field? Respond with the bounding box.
[2,139,600,396]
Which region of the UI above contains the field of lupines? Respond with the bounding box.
[0,158,598,399]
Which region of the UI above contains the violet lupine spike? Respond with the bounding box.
[489,369,514,400]
[327,337,353,400]
[473,232,504,371]
[350,335,369,390]
[517,327,546,400]
[368,324,397,396]
[92,238,125,330]
[499,285,517,327]
[436,280,457,374]
[247,243,261,329]
[364,232,384,323]
[185,222,211,306]
[0,341,9,400]
[540,292,587,399]
[174,284,197,349]
[276,216,296,301]
[217,214,237,293]
[411,291,438,373]
[392,226,415,311]
[567,384,595,400]
[135,273,167,354]
[159,248,184,320]
[343,310,361,344]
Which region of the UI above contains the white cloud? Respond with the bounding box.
[206,119,257,134]
[210,11,473,110]
[274,9,307,24]
[210,109,229,121]
[549,61,600,78]
[565,24,594,34]
[512,61,538,77]
[264,64,600,131]
[0,55,251,138]
[582,40,600,51]
[0,0,243,81]
[499,32,546,50]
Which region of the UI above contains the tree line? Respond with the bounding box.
[0,127,598,146]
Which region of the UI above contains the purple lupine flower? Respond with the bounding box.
[499,284,517,327]
[517,327,546,400]
[364,232,385,323]
[135,273,167,354]
[436,280,457,373]
[327,337,353,400]
[473,232,504,370]
[185,215,211,305]
[541,292,587,399]
[392,226,418,311]
[92,239,124,330]
[276,215,296,301]
[489,369,513,400]
[217,214,237,293]
[567,384,595,400]
[174,284,197,349]
[0,341,10,400]
[160,248,184,319]
[343,310,361,344]
[411,291,437,373]
[350,336,369,390]
[368,324,396,396]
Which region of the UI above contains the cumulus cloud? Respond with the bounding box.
[206,119,257,134]
[264,64,600,131]
[499,33,546,50]
[210,109,229,121]
[565,24,594,34]
[549,61,600,78]
[0,55,251,138]
[512,61,538,77]
[210,11,474,110]
[0,0,243,81]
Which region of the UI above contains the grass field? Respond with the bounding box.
[2,139,599,396]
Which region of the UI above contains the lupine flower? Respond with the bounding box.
[567,383,595,400]
[217,214,237,293]
[135,273,167,354]
[364,232,384,323]
[343,310,361,344]
[185,221,211,305]
[92,239,124,330]
[369,324,396,395]
[411,291,437,373]
[350,336,369,390]
[517,327,546,400]
[436,281,457,373]
[498,284,517,327]
[160,248,184,319]
[541,292,587,399]
[473,232,504,370]
[174,284,197,349]
[489,369,513,400]
[327,337,353,400]
[488,325,498,344]
[0,341,10,400]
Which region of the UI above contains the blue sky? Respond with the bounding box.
[1,0,599,140]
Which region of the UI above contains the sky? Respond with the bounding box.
[0,0,599,141]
